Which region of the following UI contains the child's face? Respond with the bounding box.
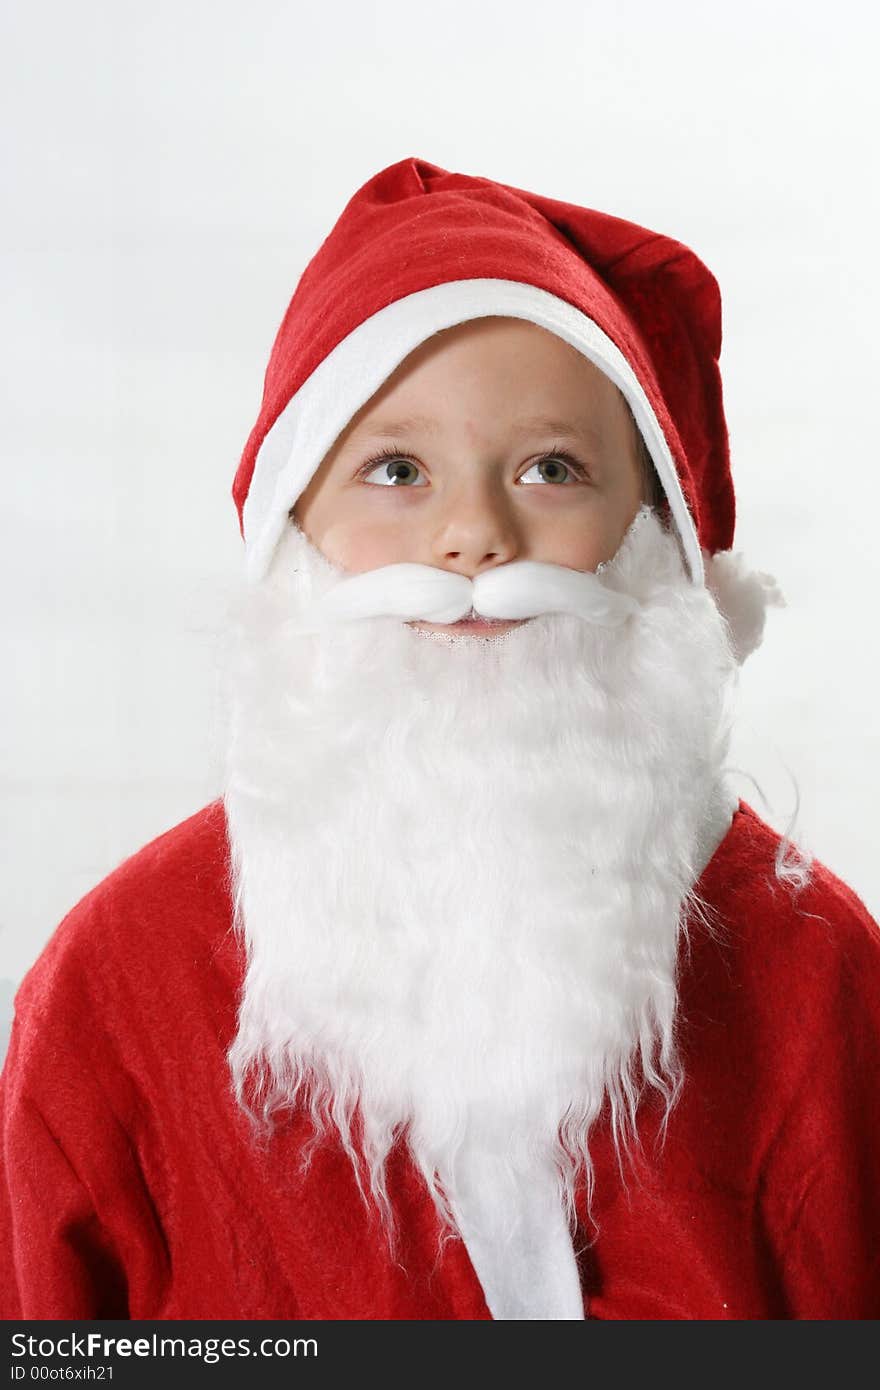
[294,316,647,633]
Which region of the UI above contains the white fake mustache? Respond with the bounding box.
[288,558,641,632]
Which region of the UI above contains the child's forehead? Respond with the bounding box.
[347,317,628,438]
[353,408,608,452]
[407,313,599,366]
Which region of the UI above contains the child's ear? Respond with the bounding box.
[704,549,786,666]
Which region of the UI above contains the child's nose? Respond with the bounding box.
[429,478,521,575]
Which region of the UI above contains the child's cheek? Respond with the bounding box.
[316,511,417,573]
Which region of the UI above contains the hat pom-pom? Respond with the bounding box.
[704,548,786,665]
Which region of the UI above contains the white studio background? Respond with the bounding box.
[2,0,879,1057]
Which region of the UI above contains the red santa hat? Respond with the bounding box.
[233,156,782,654]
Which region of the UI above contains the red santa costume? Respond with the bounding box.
[2,157,879,1321]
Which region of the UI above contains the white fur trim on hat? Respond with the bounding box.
[242,279,705,586]
[704,548,786,665]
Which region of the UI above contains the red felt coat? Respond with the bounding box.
[2,799,879,1320]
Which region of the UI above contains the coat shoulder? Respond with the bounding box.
[697,797,880,1011]
[11,800,235,1030]
[705,798,875,931]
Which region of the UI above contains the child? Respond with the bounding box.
[2,157,879,1320]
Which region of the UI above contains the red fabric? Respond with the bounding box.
[2,799,879,1320]
[232,156,735,555]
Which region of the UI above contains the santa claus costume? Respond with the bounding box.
[2,157,879,1321]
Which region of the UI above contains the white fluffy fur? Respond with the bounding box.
[704,547,786,665]
[702,546,814,890]
[222,506,741,1280]
[293,555,640,631]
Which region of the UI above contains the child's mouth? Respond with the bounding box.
[406,608,530,638]
[424,611,528,636]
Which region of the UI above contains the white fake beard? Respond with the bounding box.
[223,505,739,1258]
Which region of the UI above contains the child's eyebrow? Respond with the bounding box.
[363,414,442,438]
[361,414,604,448]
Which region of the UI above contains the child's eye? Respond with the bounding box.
[519,452,586,485]
[360,451,427,487]
[357,445,588,488]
